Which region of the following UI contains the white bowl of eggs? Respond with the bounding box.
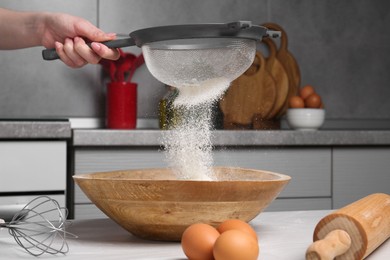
[287,108,325,131]
[287,85,325,131]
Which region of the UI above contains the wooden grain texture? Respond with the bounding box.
[263,23,301,117]
[219,52,276,127]
[309,193,390,259]
[306,230,352,260]
[73,167,290,241]
[262,37,289,119]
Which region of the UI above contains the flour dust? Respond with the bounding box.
[162,78,230,180]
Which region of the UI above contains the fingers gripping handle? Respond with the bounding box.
[42,37,136,60]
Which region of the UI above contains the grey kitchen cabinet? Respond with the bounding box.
[73,147,332,219]
[74,148,167,219]
[332,147,390,208]
[0,141,67,214]
[71,130,390,220]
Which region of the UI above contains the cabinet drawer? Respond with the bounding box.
[75,148,167,174]
[74,147,331,204]
[333,147,390,208]
[0,141,66,192]
[266,198,332,211]
[214,147,331,198]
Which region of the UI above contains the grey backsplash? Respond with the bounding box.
[1,0,390,127]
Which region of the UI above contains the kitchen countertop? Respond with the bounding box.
[0,120,71,139]
[72,129,390,146]
[0,210,388,259]
[1,119,390,146]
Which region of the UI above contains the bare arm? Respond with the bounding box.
[0,8,43,49]
[0,8,120,68]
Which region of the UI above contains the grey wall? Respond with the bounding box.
[1,0,390,121]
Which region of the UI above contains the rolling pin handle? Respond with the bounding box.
[306,229,352,260]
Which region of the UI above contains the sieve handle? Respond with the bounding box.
[266,30,282,38]
[42,37,136,60]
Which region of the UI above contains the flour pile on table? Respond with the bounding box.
[162,78,230,180]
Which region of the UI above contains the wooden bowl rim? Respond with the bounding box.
[73,166,291,183]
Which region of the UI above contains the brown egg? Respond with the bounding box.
[288,96,305,108]
[299,85,315,99]
[217,219,258,241]
[305,93,322,108]
[181,223,220,260]
[213,230,259,260]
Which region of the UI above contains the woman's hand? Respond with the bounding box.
[41,13,120,68]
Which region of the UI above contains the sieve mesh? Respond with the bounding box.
[142,38,256,87]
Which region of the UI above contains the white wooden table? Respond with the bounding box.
[0,210,389,259]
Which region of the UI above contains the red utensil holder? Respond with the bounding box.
[106,82,137,129]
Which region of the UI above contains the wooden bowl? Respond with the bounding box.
[73,167,290,241]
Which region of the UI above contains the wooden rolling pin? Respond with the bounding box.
[306,193,390,260]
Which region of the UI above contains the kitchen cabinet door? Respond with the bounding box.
[0,141,66,192]
[73,146,332,218]
[333,147,390,208]
[213,147,332,198]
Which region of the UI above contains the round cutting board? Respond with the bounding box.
[263,23,301,117]
[220,52,276,126]
[262,37,289,119]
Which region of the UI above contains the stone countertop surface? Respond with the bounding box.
[1,210,389,259]
[72,129,390,146]
[0,120,71,139]
[1,119,390,145]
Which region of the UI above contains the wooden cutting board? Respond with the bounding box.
[220,52,276,127]
[262,37,289,119]
[263,23,301,117]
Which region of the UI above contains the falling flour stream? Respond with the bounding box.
[162,78,231,180]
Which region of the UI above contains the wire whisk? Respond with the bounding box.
[0,196,77,256]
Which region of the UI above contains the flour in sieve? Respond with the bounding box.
[173,77,231,107]
[162,78,230,180]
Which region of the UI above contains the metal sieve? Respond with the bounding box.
[43,21,279,88]
[142,37,256,87]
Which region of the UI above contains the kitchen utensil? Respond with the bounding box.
[219,51,276,128]
[306,193,390,260]
[100,50,144,82]
[0,196,76,256]
[43,22,279,98]
[0,205,25,222]
[126,54,144,82]
[73,167,290,241]
[43,21,277,60]
[262,23,300,117]
[262,37,289,119]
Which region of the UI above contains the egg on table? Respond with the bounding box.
[217,219,258,241]
[181,223,220,260]
[181,219,259,260]
[213,229,259,260]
